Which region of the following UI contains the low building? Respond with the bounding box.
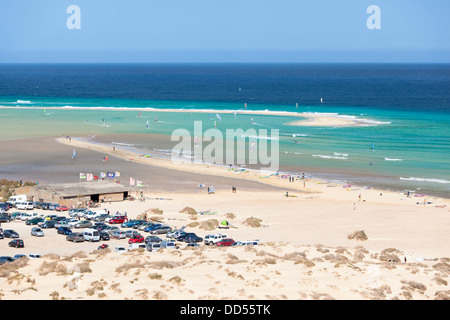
[18,181,129,207]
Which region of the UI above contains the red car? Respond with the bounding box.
[128,234,144,244]
[109,216,128,224]
[55,206,69,212]
[216,238,235,247]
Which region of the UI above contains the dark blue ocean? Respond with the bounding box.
[0,63,449,197]
[0,63,449,112]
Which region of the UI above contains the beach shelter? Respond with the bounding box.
[219,220,229,229]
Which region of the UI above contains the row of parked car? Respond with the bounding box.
[1,206,261,261]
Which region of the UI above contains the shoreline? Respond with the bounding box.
[56,136,450,204]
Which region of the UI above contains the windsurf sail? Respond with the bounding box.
[371,143,375,151]
[146,120,149,128]
[72,150,77,158]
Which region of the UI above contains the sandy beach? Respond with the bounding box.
[0,135,449,300]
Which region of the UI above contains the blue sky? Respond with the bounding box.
[0,0,449,63]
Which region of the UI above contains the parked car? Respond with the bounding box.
[146,242,161,252]
[66,232,85,242]
[232,240,260,246]
[175,232,197,242]
[26,217,45,225]
[125,229,140,238]
[40,203,51,210]
[128,234,145,244]
[16,201,34,210]
[161,240,178,249]
[93,213,110,222]
[114,246,127,254]
[55,205,69,212]
[137,222,152,231]
[103,226,120,234]
[121,219,142,228]
[150,225,172,235]
[3,229,19,238]
[184,234,203,243]
[144,223,162,232]
[31,227,44,237]
[108,216,128,224]
[43,214,57,221]
[28,254,41,259]
[48,203,59,210]
[110,230,126,239]
[61,218,79,228]
[145,236,162,244]
[128,243,146,251]
[0,215,11,223]
[13,254,26,260]
[19,212,39,221]
[204,233,227,245]
[74,220,93,229]
[99,231,110,241]
[57,226,72,235]
[83,229,100,242]
[166,228,186,239]
[0,232,3,239]
[216,238,235,247]
[186,242,201,247]
[0,256,15,265]
[38,220,57,229]
[8,239,24,248]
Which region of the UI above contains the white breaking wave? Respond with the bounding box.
[240,134,278,140]
[16,100,31,104]
[312,154,348,160]
[334,152,349,157]
[400,177,450,184]
[385,158,402,161]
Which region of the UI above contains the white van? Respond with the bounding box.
[83,229,100,242]
[16,201,34,210]
[8,195,27,206]
[128,243,146,251]
[146,242,161,252]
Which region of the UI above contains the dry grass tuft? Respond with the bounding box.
[243,216,262,228]
[224,212,236,219]
[348,230,368,241]
[180,206,197,215]
[199,219,219,230]
[38,261,67,276]
[379,248,402,263]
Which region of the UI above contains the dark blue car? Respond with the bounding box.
[121,219,144,228]
[57,226,72,235]
[144,223,161,232]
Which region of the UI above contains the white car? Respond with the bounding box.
[114,246,127,254]
[232,240,260,246]
[28,254,41,259]
[62,218,79,228]
[16,202,34,210]
[31,227,44,237]
[204,233,227,245]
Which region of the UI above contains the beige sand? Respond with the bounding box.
[0,136,448,300]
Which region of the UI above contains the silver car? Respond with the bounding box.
[74,220,93,229]
[31,227,44,237]
[150,225,172,235]
[111,230,126,239]
[125,230,140,238]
